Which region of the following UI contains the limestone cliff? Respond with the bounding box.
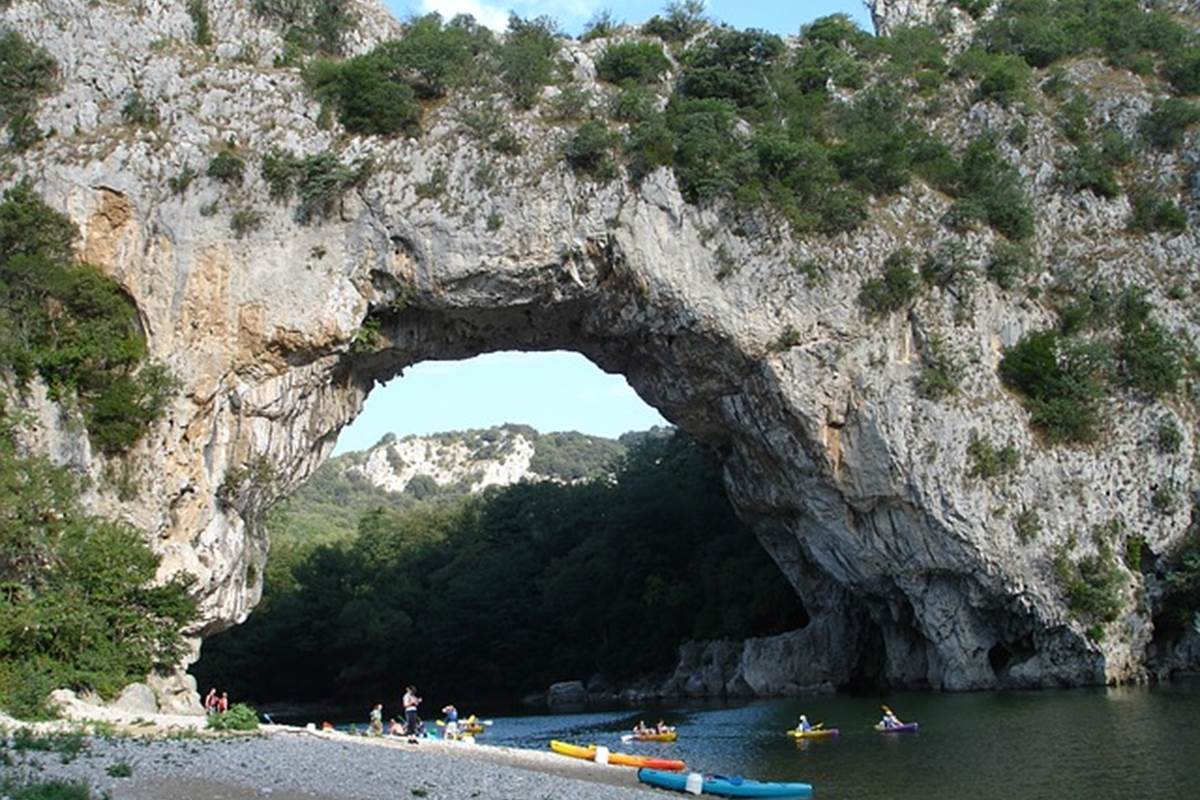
[4,0,1200,710]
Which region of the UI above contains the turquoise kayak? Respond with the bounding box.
[638,768,813,798]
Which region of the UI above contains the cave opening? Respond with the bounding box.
[192,349,809,713]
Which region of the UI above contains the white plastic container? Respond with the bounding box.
[595,745,610,765]
[685,772,704,795]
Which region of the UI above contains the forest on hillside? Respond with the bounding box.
[193,430,807,706]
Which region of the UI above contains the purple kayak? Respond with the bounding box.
[874,721,919,733]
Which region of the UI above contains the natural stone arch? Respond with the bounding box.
[8,0,1197,712]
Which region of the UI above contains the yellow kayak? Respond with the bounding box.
[632,731,678,742]
[549,740,686,771]
[787,727,839,739]
[550,740,595,760]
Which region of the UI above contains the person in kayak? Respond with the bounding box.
[655,719,673,734]
[795,714,813,733]
[880,705,903,728]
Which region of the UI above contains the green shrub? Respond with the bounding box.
[253,0,355,56]
[207,147,246,185]
[916,335,962,400]
[1125,535,1145,570]
[1118,315,1181,398]
[596,40,671,85]
[955,136,1034,240]
[105,762,132,779]
[662,98,738,202]
[881,25,948,79]
[0,182,180,455]
[120,92,159,128]
[986,241,1033,290]
[966,430,1020,480]
[623,112,675,182]
[1162,534,1200,630]
[999,329,1108,443]
[1128,190,1187,235]
[0,31,58,150]
[305,54,422,137]
[370,13,491,100]
[610,87,656,122]
[677,28,785,109]
[565,121,618,180]
[1152,483,1176,513]
[230,208,265,239]
[296,152,372,222]
[414,166,447,200]
[1058,143,1119,198]
[1162,46,1200,96]
[641,1,707,43]
[0,778,93,800]
[954,49,1031,106]
[581,10,620,43]
[497,14,560,110]
[262,148,302,200]
[920,239,973,288]
[187,0,212,47]
[1053,540,1125,627]
[1156,418,1182,453]
[859,249,921,316]
[1139,98,1200,150]
[0,426,195,719]
[206,702,260,731]
[168,167,197,195]
[1014,508,1041,543]
[544,85,593,121]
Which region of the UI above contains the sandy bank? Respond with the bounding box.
[1,716,665,800]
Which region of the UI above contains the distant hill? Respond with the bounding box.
[268,425,670,545]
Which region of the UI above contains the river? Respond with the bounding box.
[277,679,1198,798]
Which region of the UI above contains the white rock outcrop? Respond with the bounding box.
[4,0,1199,709]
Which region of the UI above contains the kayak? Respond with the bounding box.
[550,740,595,760]
[461,722,486,734]
[787,728,839,739]
[638,768,812,798]
[874,721,919,733]
[633,731,678,742]
[549,740,686,771]
[609,751,686,770]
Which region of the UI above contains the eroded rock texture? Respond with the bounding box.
[5,0,1199,706]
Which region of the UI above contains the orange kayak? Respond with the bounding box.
[549,740,685,771]
[609,751,685,771]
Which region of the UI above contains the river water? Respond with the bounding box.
[410,680,1200,799]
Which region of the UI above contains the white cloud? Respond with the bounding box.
[417,0,511,31]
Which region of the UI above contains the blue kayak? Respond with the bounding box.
[638,768,813,798]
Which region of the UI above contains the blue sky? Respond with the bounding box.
[383,1,872,37]
[338,1,869,455]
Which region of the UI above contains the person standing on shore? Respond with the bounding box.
[218,692,229,714]
[204,688,218,715]
[403,686,421,742]
[369,704,383,736]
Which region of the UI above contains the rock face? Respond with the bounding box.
[4,0,1200,707]
[333,424,625,495]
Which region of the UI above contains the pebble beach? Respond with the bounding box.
[1,721,666,800]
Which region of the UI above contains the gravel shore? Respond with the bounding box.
[2,726,668,800]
